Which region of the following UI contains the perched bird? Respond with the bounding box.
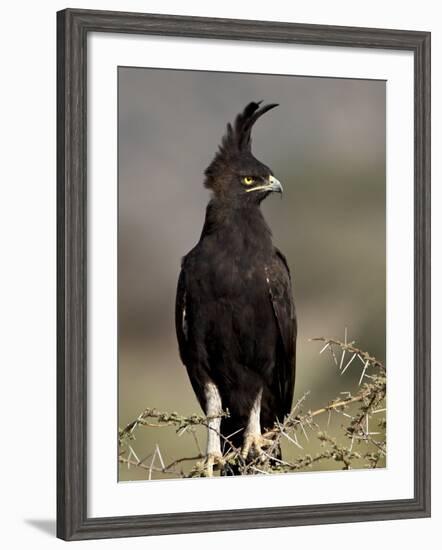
[175,101,297,475]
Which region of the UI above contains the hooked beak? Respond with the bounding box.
[245,175,284,194]
[268,175,283,194]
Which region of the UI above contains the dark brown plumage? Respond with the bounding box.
[175,102,297,473]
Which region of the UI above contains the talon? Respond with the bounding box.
[196,453,225,477]
[241,433,273,461]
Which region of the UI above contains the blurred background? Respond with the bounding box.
[118,67,386,481]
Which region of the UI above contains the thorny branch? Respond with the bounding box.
[119,332,386,478]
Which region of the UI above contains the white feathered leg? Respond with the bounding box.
[241,388,272,461]
[196,382,224,476]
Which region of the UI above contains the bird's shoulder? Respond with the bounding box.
[265,247,297,331]
[265,247,292,290]
[274,247,291,278]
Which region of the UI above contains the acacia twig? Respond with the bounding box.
[119,332,386,478]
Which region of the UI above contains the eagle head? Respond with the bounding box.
[204,101,283,203]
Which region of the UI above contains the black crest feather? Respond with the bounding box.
[204,101,279,189]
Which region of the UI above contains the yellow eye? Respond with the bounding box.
[243,176,254,185]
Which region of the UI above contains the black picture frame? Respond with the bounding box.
[57,8,431,541]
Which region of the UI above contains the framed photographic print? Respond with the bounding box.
[57,8,431,541]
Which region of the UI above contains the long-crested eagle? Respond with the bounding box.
[175,102,297,475]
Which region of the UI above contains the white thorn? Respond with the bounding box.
[339,349,346,370]
[156,444,165,469]
[319,342,331,354]
[349,435,355,452]
[341,353,357,374]
[300,422,309,441]
[358,360,369,386]
[280,429,303,450]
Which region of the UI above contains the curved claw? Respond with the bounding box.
[241,433,273,462]
[195,452,225,477]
